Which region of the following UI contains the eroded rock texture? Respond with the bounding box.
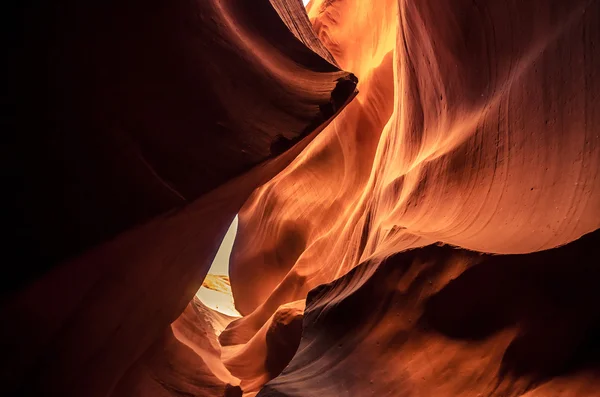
[3,0,600,396]
[2,0,354,396]
[226,0,600,395]
[259,231,600,396]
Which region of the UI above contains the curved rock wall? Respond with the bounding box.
[3,0,600,396]
[226,0,600,395]
[2,1,355,396]
[228,0,600,340]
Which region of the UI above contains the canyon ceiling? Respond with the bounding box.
[3,0,600,396]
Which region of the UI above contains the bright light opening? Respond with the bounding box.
[302,0,310,6]
[196,216,242,317]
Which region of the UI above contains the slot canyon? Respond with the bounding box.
[3,0,600,396]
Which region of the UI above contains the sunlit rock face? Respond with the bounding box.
[227,0,600,395]
[3,0,600,397]
[231,0,600,317]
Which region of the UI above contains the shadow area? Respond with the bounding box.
[423,230,600,382]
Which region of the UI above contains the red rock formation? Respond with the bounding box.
[3,0,600,396]
[225,0,600,395]
[230,0,600,321]
[112,299,241,397]
[2,0,354,396]
[221,301,305,395]
[259,231,600,396]
[4,0,355,293]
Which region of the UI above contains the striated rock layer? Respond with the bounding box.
[230,0,600,321]
[225,0,600,395]
[259,230,600,396]
[3,0,600,396]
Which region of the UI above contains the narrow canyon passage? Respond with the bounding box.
[3,0,600,396]
[197,216,241,319]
